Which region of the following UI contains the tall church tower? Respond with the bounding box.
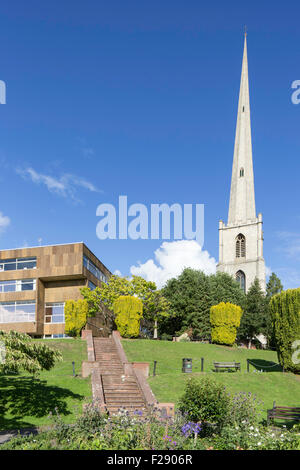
[217,34,266,292]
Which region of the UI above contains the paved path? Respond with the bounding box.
[0,427,38,445]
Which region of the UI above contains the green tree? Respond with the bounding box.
[266,272,283,300]
[161,269,245,340]
[64,299,89,337]
[162,268,213,339]
[238,278,267,348]
[209,272,246,308]
[269,288,300,373]
[265,273,283,348]
[80,275,170,337]
[113,295,143,338]
[210,302,243,346]
[0,330,62,375]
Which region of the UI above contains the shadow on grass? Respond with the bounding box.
[0,375,84,430]
[248,359,283,373]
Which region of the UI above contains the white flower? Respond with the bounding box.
[257,442,261,446]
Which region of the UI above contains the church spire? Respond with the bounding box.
[228,34,256,224]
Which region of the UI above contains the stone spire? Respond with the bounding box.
[228,33,256,225]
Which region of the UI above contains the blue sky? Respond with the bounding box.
[0,1,300,288]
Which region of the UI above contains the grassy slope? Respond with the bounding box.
[0,339,91,431]
[122,339,300,419]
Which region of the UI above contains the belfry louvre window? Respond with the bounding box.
[240,167,244,177]
[236,234,246,258]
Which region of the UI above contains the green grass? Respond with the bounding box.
[122,339,300,420]
[0,339,91,431]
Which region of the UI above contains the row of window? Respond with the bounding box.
[0,301,65,324]
[0,279,36,293]
[0,257,37,271]
[83,255,107,283]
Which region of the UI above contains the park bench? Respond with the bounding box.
[213,361,241,372]
[267,402,300,426]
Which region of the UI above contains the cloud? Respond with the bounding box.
[276,231,300,259]
[0,212,10,233]
[274,267,300,290]
[16,167,100,202]
[114,269,122,276]
[130,240,216,288]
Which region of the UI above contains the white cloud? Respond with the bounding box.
[130,240,216,288]
[276,231,300,258]
[0,212,10,233]
[17,167,100,202]
[114,269,122,276]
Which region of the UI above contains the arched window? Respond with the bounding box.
[240,167,244,177]
[236,270,246,292]
[236,234,246,258]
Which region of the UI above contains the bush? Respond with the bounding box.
[269,288,300,373]
[160,333,173,341]
[113,295,143,338]
[210,302,242,346]
[178,376,231,429]
[64,299,88,337]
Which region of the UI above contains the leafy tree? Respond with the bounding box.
[209,272,246,308]
[266,272,283,301]
[113,295,143,338]
[162,268,213,339]
[0,330,62,375]
[210,302,243,346]
[80,275,170,337]
[65,299,88,337]
[269,288,300,373]
[238,278,267,348]
[161,269,245,340]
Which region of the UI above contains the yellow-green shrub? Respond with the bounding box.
[65,299,88,337]
[112,295,143,338]
[269,288,300,373]
[210,302,242,346]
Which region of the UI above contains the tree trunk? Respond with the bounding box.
[154,319,158,339]
[248,339,252,349]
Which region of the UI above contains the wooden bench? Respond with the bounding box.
[267,402,300,426]
[213,361,241,372]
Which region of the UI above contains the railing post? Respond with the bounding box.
[201,357,204,372]
[247,359,249,373]
[153,360,157,377]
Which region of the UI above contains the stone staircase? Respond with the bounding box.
[93,337,147,414]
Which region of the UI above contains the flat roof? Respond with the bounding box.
[0,242,84,251]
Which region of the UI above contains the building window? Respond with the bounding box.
[236,270,246,292]
[45,303,65,324]
[236,234,246,258]
[83,255,107,283]
[0,257,36,272]
[88,280,97,290]
[0,279,36,293]
[240,167,244,177]
[43,334,70,339]
[0,301,36,323]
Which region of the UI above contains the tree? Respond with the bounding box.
[162,268,213,339]
[210,302,243,346]
[0,330,62,374]
[80,275,170,337]
[265,272,284,347]
[209,272,246,309]
[65,299,89,337]
[113,295,143,338]
[161,269,245,340]
[266,272,283,301]
[269,288,300,373]
[238,278,267,348]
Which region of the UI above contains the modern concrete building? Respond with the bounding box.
[0,242,111,337]
[217,34,266,293]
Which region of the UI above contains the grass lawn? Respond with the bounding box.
[123,339,300,421]
[0,338,91,431]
